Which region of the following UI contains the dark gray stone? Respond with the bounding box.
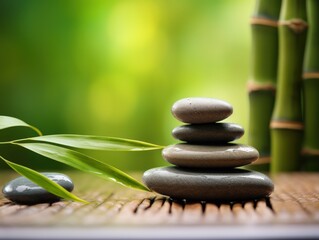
[143,167,274,201]
[162,143,259,168]
[171,97,233,124]
[2,173,74,205]
[172,123,244,143]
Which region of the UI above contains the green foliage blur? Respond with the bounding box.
[0,0,253,171]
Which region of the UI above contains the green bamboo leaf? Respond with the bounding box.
[0,156,88,204]
[0,116,42,136]
[22,134,164,151]
[16,142,150,191]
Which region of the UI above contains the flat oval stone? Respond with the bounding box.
[2,173,74,205]
[162,143,259,168]
[171,97,233,124]
[172,123,244,143]
[143,167,274,201]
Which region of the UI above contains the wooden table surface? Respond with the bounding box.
[0,171,318,240]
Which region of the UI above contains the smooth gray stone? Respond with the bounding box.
[172,123,244,143]
[162,143,259,168]
[171,97,233,124]
[143,167,274,201]
[2,173,74,205]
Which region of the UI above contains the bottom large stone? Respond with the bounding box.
[143,167,274,201]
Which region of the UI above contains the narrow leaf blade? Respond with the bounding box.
[0,116,42,136]
[17,143,150,191]
[25,134,163,151]
[0,156,88,203]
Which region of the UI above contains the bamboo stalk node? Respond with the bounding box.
[270,121,304,130]
[252,156,271,165]
[247,81,276,93]
[303,72,319,79]
[250,17,278,27]
[302,147,319,156]
[279,19,308,33]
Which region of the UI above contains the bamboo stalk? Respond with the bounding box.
[302,0,319,171]
[247,0,281,170]
[270,0,307,172]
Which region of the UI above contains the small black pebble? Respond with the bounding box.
[2,172,74,205]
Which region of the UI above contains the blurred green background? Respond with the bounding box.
[0,0,253,171]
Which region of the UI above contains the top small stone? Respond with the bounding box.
[171,97,233,124]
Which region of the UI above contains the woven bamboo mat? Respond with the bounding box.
[0,171,318,239]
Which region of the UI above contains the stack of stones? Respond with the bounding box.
[143,97,274,201]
